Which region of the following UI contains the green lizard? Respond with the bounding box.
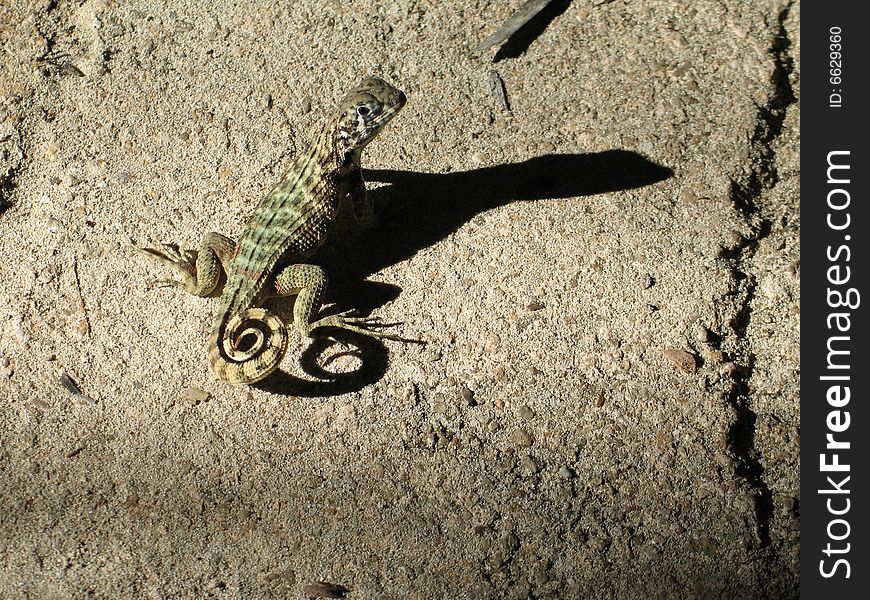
[137,76,407,384]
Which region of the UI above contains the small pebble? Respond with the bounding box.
[432,393,447,413]
[174,20,194,33]
[680,189,699,203]
[31,398,50,410]
[662,347,697,373]
[460,385,477,406]
[558,466,575,480]
[484,332,501,352]
[15,322,29,345]
[518,405,534,421]
[44,140,59,159]
[502,532,520,552]
[182,386,211,405]
[519,454,537,473]
[719,362,738,376]
[725,230,744,250]
[510,428,532,447]
[705,350,724,365]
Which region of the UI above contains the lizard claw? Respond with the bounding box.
[135,242,198,279]
[309,309,422,344]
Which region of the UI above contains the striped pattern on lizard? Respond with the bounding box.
[136,76,407,384]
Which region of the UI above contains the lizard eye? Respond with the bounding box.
[356,105,371,117]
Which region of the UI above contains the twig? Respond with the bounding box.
[72,255,92,337]
[472,0,557,54]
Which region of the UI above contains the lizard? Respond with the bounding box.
[136,76,407,385]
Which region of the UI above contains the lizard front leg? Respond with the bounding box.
[273,263,403,340]
[135,232,236,297]
[347,168,378,229]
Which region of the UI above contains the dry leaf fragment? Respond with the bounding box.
[303,581,350,598]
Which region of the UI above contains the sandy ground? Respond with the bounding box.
[0,0,800,598]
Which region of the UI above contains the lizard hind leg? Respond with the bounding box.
[209,308,289,385]
[275,263,406,341]
[135,232,236,297]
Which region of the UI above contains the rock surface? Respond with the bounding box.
[0,1,799,597]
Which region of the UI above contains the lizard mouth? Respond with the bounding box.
[375,91,406,126]
[374,105,402,128]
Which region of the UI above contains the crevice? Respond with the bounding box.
[2,5,62,217]
[718,1,797,556]
[0,130,25,217]
[730,3,797,220]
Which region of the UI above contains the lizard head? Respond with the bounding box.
[335,76,406,155]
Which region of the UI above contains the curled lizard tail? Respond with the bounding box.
[209,308,289,384]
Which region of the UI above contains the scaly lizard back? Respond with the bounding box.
[209,77,406,383]
[137,77,406,384]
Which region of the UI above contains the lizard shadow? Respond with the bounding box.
[259,150,671,397]
[254,281,399,396]
[256,326,391,397]
[329,150,673,286]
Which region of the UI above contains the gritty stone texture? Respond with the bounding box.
[0,0,799,598]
